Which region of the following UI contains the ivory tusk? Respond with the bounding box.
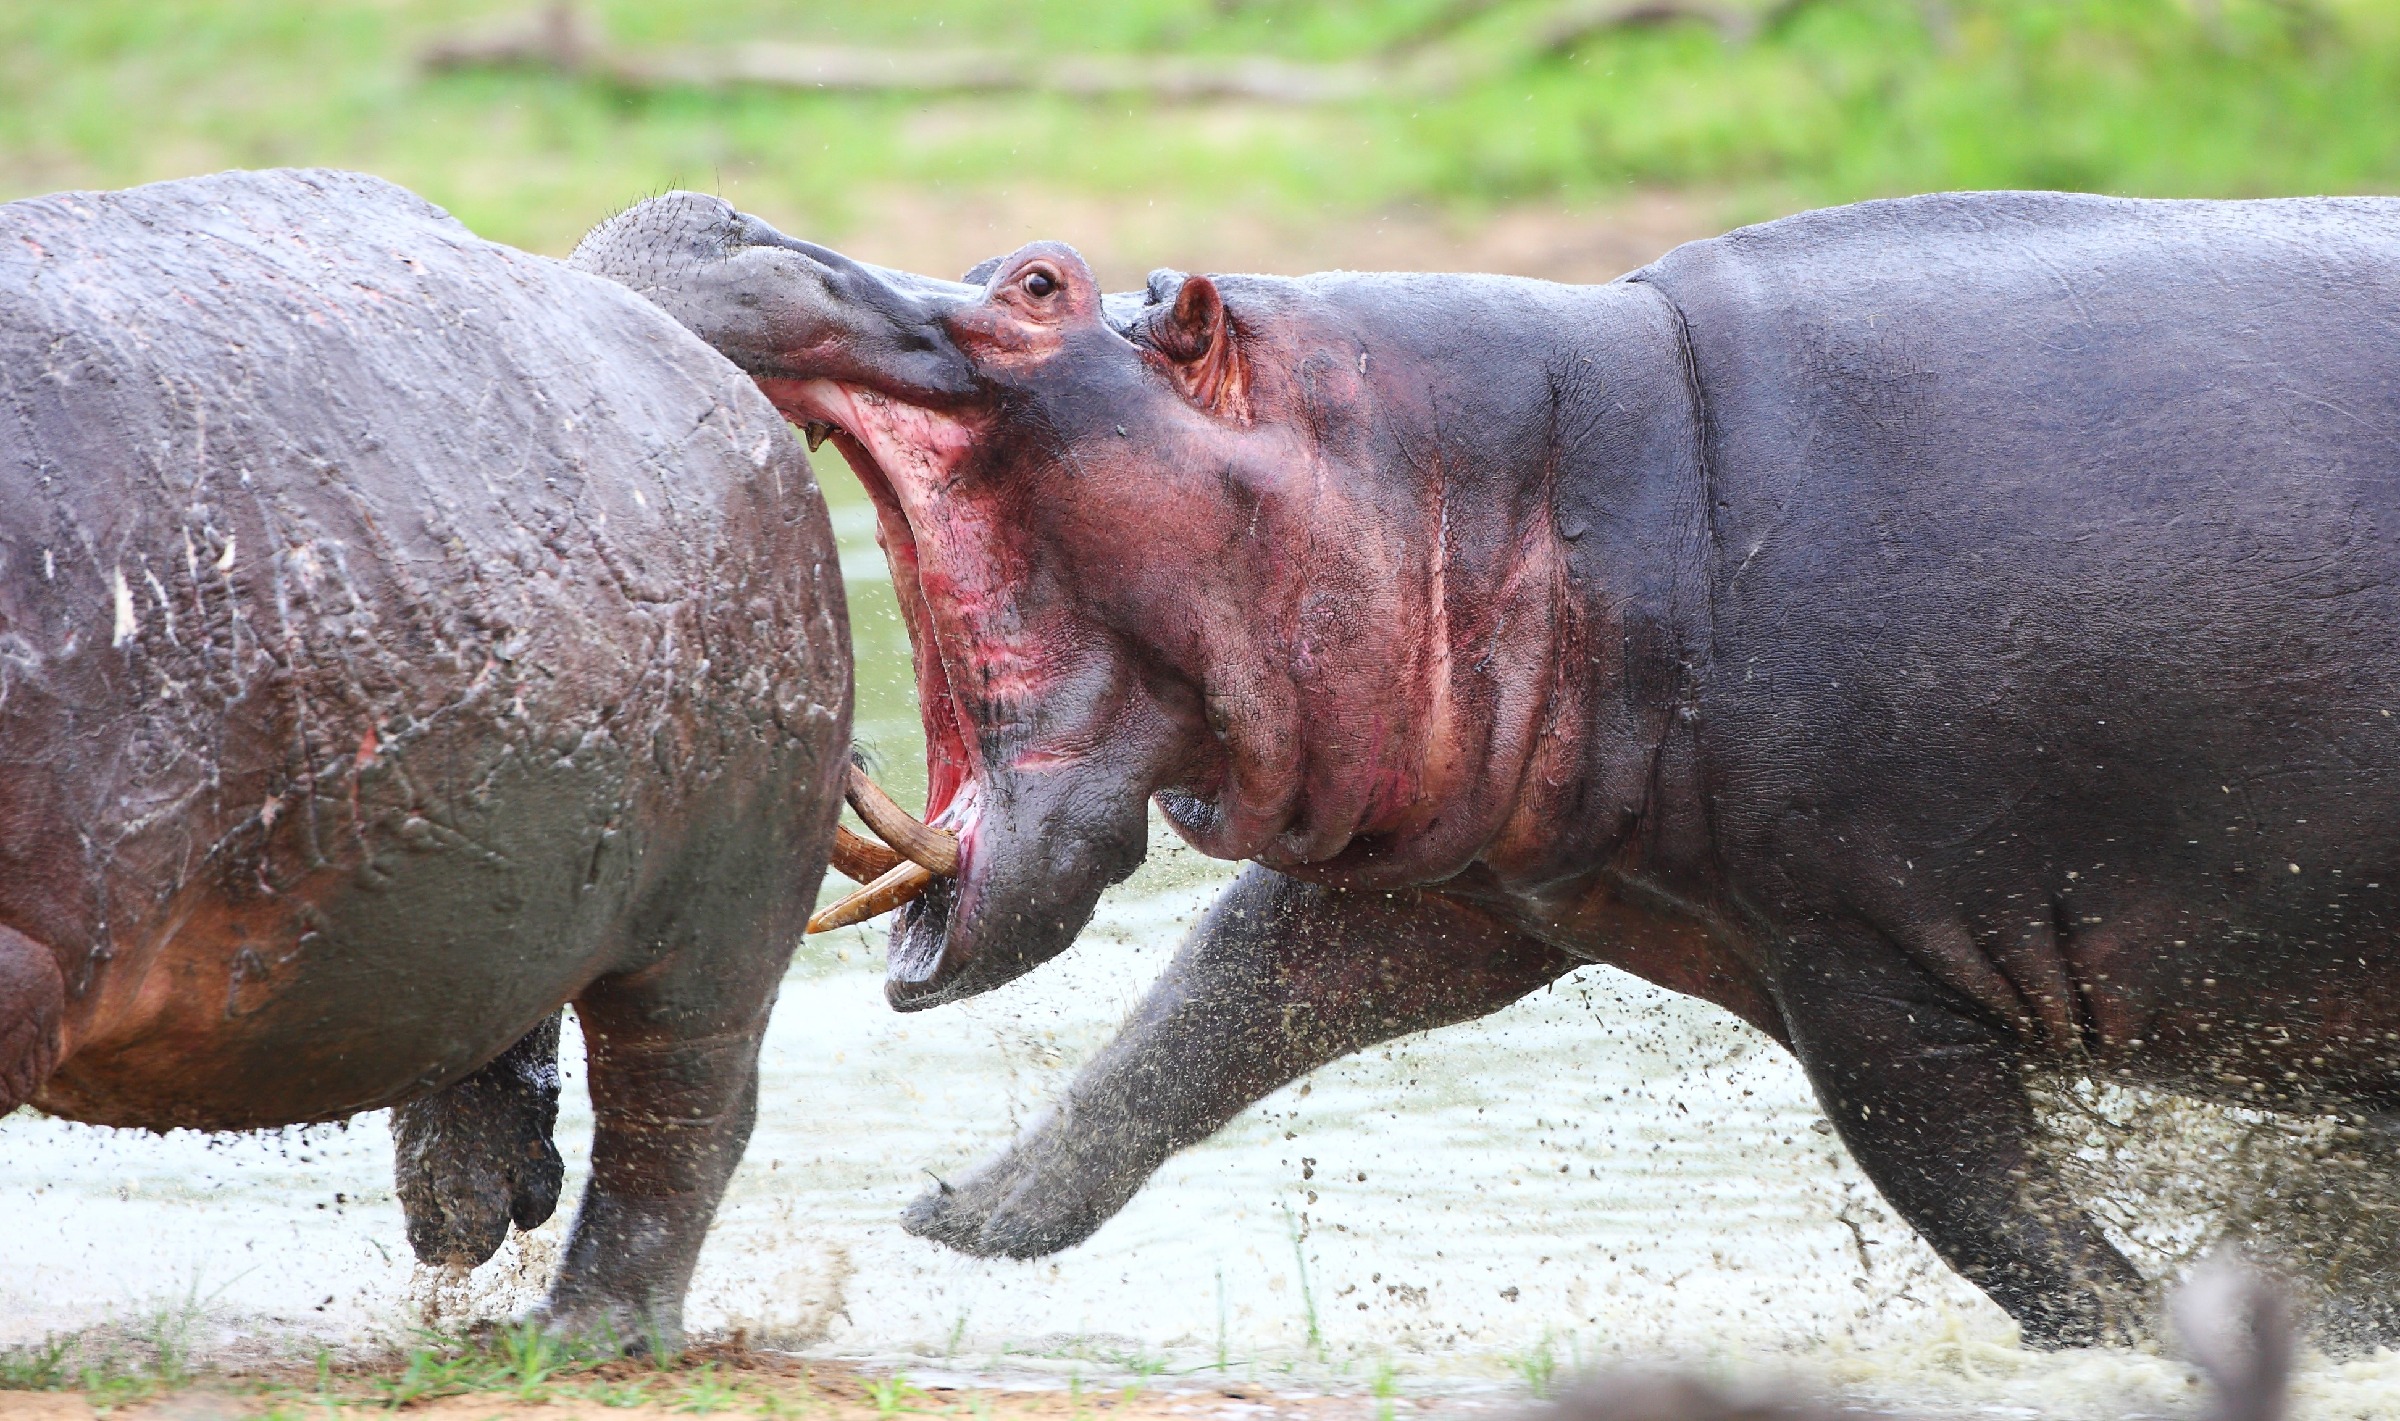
[808,858,936,934]
[846,765,960,877]
[828,823,904,884]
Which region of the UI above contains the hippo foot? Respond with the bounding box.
[902,1109,1162,1259]
[392,1015,565,1268]
[522,1295,681,1358]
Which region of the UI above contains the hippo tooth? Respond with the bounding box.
[808,858,936,934]
[805,420,834,451]
[829,822,904,883]
[845,764,959,876]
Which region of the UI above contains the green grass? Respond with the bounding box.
[0,1299,212,1409]
[1509,1333,1559,1400]
[1370,1356,1402,1421]
[1281,1204,1323,1360]
[2,1321,915,1417]
[2,0,2396,265]
[862,1371,926,1418]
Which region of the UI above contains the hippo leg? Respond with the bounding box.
[391,1012,566,1268]
[0,925,66,1113]
[903,864,1572,1258]
[1777,923,2149,1347]
[533,961,773,1352]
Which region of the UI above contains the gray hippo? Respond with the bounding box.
[577,189,2400,1346]
[0,168,850,1347]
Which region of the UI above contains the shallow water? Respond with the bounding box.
[10,462,2400,1419]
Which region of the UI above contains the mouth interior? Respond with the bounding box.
[771,381,980,837]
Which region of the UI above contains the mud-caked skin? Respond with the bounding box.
[0,170,850,1348]
[585,189,2400,1348]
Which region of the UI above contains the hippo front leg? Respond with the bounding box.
[904,864,1572,1258]
[391,1011,566,1268]
[0,925,66,1113]
[1776,923,2148,1347]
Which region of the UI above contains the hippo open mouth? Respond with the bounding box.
[779,380,983,945]
[572,194,1177,1010]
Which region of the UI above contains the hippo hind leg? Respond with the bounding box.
[1776,921,2149,1346]
[0,925,67,1114]
[392,1012,567,1268]
[531,932,788,1352]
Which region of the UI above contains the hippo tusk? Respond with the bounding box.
[828,823,904,884]
[845,765,960,877]
[808,858,937,934]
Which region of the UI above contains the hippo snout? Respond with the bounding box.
[568,191,747,289]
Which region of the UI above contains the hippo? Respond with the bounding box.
[0,168,851,1346]
[576,189,2400,1346]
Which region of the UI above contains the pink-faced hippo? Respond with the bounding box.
[0,169,850,1347]
[577,189,2400,1346]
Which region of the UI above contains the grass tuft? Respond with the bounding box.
[1510,1334,1559,1400]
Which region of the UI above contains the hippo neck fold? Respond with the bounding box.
[1207,277,1716,904]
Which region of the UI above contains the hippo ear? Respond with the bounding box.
[1149,274,1248,421]
[963,255,1005,285]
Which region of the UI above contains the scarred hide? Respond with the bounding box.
[0,170,850,1348]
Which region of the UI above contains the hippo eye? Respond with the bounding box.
[1022,269,1058,299]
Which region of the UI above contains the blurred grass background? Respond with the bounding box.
[5,0,2397,264]
[4,0,2394,850]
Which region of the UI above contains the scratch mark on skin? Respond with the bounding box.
[111,567,136,648]
[141,564,178,647]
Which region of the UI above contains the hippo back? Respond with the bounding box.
[0,169,848,1127]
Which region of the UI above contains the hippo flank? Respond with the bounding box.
[578,190,2400,1346]
[0,169,851,1346]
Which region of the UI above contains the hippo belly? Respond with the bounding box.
[0,168,847,1342]
[38,738,641,1128]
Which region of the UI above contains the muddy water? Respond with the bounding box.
[9,462,2400,1418]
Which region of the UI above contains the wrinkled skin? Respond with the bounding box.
[0,170,849,1348]
[583,189,2400,1347]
